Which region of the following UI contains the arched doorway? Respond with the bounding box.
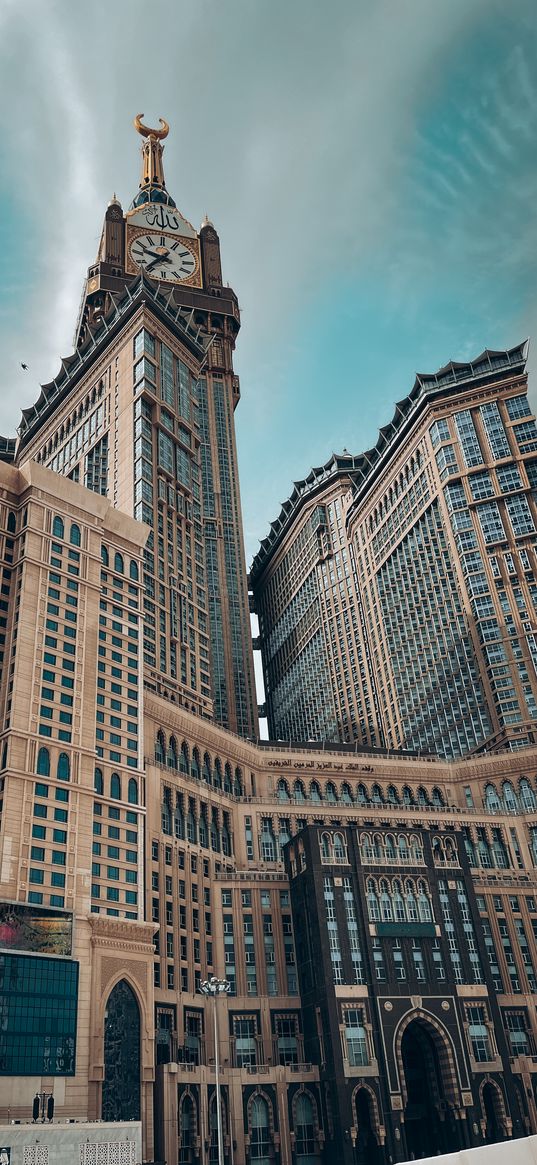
[102,979,141,1121]
[400,1019,460,1159]
[354,1087,381,1165]
[482,1081,507,1144]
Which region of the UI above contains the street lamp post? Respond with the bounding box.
[199,976,231,1165]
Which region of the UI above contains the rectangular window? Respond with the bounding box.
[469,472,493,501]
[344,1007,368,1066]
[477,501,505,544]
[454,410,483,467]
[514,420,537,454]
[505,494,535,537]
[506,395,531,421]
[497,464,523,494]
[467,1005,493,1062]
[480,402,511,460]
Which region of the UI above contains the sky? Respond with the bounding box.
[1,0,537,567]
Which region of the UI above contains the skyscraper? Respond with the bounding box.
[3,116,537,1165]
[253,343,537,758]
[251,452,382,745]
[18,115,257,739]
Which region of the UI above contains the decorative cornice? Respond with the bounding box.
[88,914,155,948]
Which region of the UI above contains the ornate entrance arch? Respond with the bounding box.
[102,978,141,1121]
[395,1010,462,1159]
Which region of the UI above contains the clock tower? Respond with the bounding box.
[20,116,258,738]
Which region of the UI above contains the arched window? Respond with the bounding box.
[210,810,220,852]
[418,882,432,921]
[114,552,124,574]
[155,730,165,763]
[387,785,399,806]
[37,746,50,776]
[360,833,373,862]
[410,834,423,863]
[111,772,121,800]
[187,807,197,844]
[101,544,109,566]
[385,834,396,862]
[249,1095,271,1164]
[214,759,222,789]
[128,777,138,805]
[371,784,383,806]
[341,782,353,804]
[432,787,444,807]
[7,511,16,534]
[520,779,536,810]
[294,780,305,803]
[417,787,428,807]
[174,795,185,840]
[398,835,409,862]
[405,883,418,921]
[333,833,347,863]
[478,836,491,867]
[94,768,104,795]
[222,821,231,856]
[485,784,500,811]
[393,880,405,922]
[129,560,139,581]
[203,753,212,784]
[199,811,208,848]
[325,781,337,803]
[224,762,233,793]
[57,753,70,781]
[234,767,243,796]
[310,781,321,803]
[402,786,414,807]
[179,1093,197,1158]
[167,737,177,768]
[380,881,393,921]
[366,880,380,921]
[191,749,200,780]
[294,1092,316,1165]
[52,515,64,539]
[277,779,290,802]
[357,784,368,806]
[320,833,331,862]
[503,781,518,812]
[180,742,189,774]
[70,523,81,547]
[102,980,140,1121]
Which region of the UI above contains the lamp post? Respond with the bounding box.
[199,976,231,1165]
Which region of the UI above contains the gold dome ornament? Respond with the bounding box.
[134,113,169,140]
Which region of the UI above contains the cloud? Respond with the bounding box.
[1,0,535,555]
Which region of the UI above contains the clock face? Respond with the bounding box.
[128,231,198,283]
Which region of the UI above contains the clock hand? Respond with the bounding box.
[144,249,170,262]
[146,253,172,273]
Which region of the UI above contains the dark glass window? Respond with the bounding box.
[0,953,77,1075]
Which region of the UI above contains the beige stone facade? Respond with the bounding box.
[3,461,537,1159]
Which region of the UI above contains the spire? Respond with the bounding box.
[130,114,177,210]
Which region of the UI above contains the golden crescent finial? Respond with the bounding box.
[134,113,169,140]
